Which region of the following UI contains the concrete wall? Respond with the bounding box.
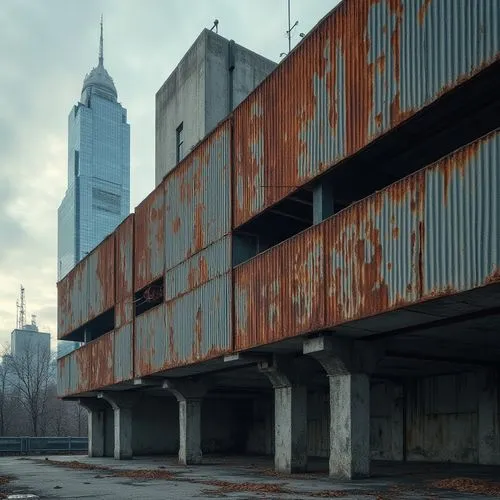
[155,29,276,185]
[104,407,114,457]
[406,370,500,465]
[133,396,179,455]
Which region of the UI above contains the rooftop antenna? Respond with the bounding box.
[99,14,104,66]
[281,0,299,58]
[31,314,37,327]
[16,299,20,329]
[19,285,26,329]
[210,19,219,34]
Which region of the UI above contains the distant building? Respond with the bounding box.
[155,28,276,185]
[11,322,51,361]
[58,18,130,280]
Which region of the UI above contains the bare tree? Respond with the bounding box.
[6,339,53,436]
[0,344,11,436]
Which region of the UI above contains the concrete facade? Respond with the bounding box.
[155,29,276,184]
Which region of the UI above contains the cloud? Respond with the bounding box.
[0,0,337,349]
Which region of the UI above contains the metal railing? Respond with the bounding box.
[0,436,88,455]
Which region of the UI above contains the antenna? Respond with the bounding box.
[16,299,20,329]
[210,19,219,34]
[281,0,299,58]
[99,14,104,66]
[19,285,26,329]
[31,314,37,327]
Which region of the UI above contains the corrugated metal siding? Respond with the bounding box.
[165,236,231,301]
[235,130,500,349]
[114,324,133,383]
[165,121,231,270]
[166,273,232,366]
[73,345,91,394]
[325,174,421,325]
[87,236,115,321]
[57,355,71,397]
[422,130,500,296]
[234,224,324,350]
[90,334,114,389]
[134,304,166,378]
[115,215,134,328]
[58,235,115,339]
[134,184,165,291]
[233,0,500,227]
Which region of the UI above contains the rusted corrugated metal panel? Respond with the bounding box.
[236,130,500,347]
[165,120,231,270]
[134,304,166,377]
[114,323,133,383]
[166,273,232,366]
[325,174,421,325]
[134,183,165,291]
[115,215,134,328]
[165,236,231,301]
[90,333,114,390]
[233,0,500,227]
[422,130,500,296]
[72,344,91,394]
[57,260,87,339]
[87,235,115,320]
[57,355,71,397]
[234,224,324,350]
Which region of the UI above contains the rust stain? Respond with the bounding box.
[392,227,399,239]
[418,0,432,25]
[172,217,181,234]
[192,307,202,359]
[376,54,386,73]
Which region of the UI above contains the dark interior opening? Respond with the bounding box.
[64,307,115,343]
[233,60,500,266]
[135,277,164,317]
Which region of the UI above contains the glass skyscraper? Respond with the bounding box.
[57,19,130,281]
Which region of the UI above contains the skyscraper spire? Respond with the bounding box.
[99,14,104,66]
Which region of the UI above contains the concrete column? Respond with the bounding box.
[259,357,308,473]
[304,336,384,480]
[478,369,500,465]
[78,399,107,458]
[98,392,136,460]
[312,178,335,224]
[329,373,370,478]
[163,380,208,465]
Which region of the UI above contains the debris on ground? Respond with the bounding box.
[430,477,500,496]
[0,475,12,499]
[202,480,289,495]
[34,459,175,480]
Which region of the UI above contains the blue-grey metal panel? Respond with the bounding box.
[166,273,232,365]
[165,236,231,301]
[134,304,166,377]
[165,121,231,270]
[114,323,133,383]
[423,130,500,295]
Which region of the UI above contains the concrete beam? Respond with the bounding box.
[98,392,138,460]
[258,356,308,473]
[163,379,209,465]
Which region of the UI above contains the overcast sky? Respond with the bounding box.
[0,0,337,350]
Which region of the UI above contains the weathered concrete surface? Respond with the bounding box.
[330,373,370,479]
[2,455,500,500]
[78,398,108,458]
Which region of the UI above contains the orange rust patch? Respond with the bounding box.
[418,0,432,25]
[392,227,399,239]
[172,217,181,234]
[192,307,203,359]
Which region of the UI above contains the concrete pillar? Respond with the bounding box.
[304,336,384,480]
[78,399,107,458]
[312,178,335,224]
[329,373,370,478]
[163,380,208,465]
[478,369,500,465]
[98,392,136,460]
[259,357,308,473]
